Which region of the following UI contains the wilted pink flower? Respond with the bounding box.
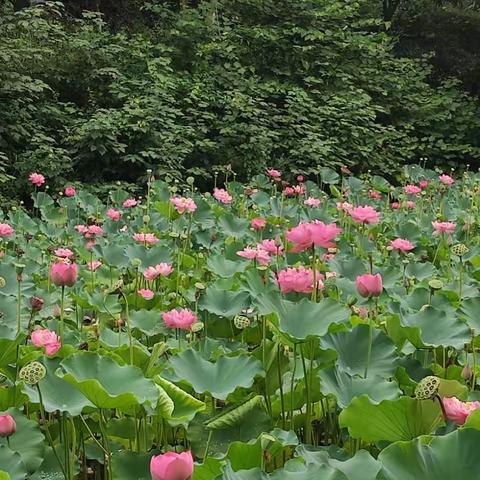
[258,238,284,255]
[133,233,159,245]
[138,289,154,300]
[213,188,232,204]
[107,209,122,221]
[391,202,400,209]
[369,190,381,200]
[29,172,45,187]
[350,206,380,225]
[336,202,353,213]
[304,197,320,207]
[419,180,429,189]
[277,266,324,294]
[236,247,271,265]
[355,273,383,297]
[404,185,421,195]
[170,197,197,214]
[50,261,78,287]
[0,224,14,238]
[162,309,197,330]
[143,263,174,280]
[0,415,16,438]
[432,221,456,234]
[267,168,281,178]
[406,201,415,209]
[54,248,74,259]
[150,451,194,480]
[251,218,267,230]
[31,328,61,356]
[390,238,415,253]
[64,186,76,197]
[439,174,455,185]
[442,397,480,425]
[87,260,102,271]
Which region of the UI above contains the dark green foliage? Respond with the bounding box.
[1,0,480,203]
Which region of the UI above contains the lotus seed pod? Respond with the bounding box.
[234,315,251,330]
[0,277,6,288]
[451,244,469,257]
[143,215,150,224]
[414,376,440,400]
[428,279,444,290]
[132,258,142,268]
[191,322,204,333]
[186,176,195,185]
[19,362,46,385]
[195,282,205,290]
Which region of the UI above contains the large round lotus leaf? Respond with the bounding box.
[225,440,262,471]
[125,244,171,268]
[58,352,159,410]
[339,396,443,443]
[379,428,480,480]
[276,298,350,341]
[111,451,154,480]
[0,327,26,368]
[130,309,169,336]
[192,457,223,480]
[169,349,264,400]
[320,368,401,408]
[322,325,399,378]
[207,256,247,277]
[459,297,480,332]
[217,214,249,238]
[30,447,77,480]
[22,358,94,416]
[0,409,44,474]
[92,244,129,268]
[199,287,250,317]
[0,446,27,480]
[269,460,348,479]
[221,464,265,480]
[0,472,10,480]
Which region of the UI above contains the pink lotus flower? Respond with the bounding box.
[150,451,194,480]
[162,309,197,330]
[286,221,341,252]
[277,266,324,294]
[390,238,415,253]
[439,174,455,185]
[251,218,267,230]
[297,175,304,182]
[170,197,197,214]
[107,209,122,221]
[0,415,16,438]
[432,221,456,234]
[442,397,480,425]
[213,188,232,204]
[404,185,421,195]
[368,190,381,200]
[87,260,102,271]
[236,247,271,265]
[350,206,380,225]
[143,263,174,280]
[50,261,78,287]
[258,238,284,255]
[76,225,104,238]
[391,202,400,209]
[337,202,353,213]
[123,198,138,208]
[31,328,61,356]
[283,186,295,197]
[0,224,14,238]
[133,233,159,245]
[138,289,154,300]
[406,201,415,209]
[355,273,383,297]
[54,248,74,259]
[267,168,281,178]
[419,180,429,189]
[304,197,321,207]
[29,172,45,187]
[64,186,76,197]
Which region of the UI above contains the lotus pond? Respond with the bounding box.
[0,166,480,479]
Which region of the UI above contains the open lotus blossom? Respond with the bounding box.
[54,248,74,259]
[150,451,194,480]
[64,186,76,197]
[106,208,122,221]
[236,246,271,265]
[336,201,353,213]
[277,266,324,294]
[133,232,159,245]
[266,168,281,178]
[138,288,154,300]
[349,205,380,225]
[50,261,78,287]
[439,174,455,185]
[404,185,422,195]
[122,198,138,208]
[419,180,429,188]
[31,328,61,356]
[162,309,197,330]
[368,190,381,200]
[257,238,284,255]
[251,218,267,230]
[390,238,415,253]
[213,188,233,204]
[304,197,321,207]
[287,221,341,252]
[87,260,102,271]
[76,225,104,238]
[432,221,456,234]
[442,397,480,425]
[170,196,197,214]
[143,263,174,280]
[284,184,306,196]
[0,224,14,237]
[29,172,45,187]
[355,273,383,297]
[391,202,400,209]
[0,415,16,438]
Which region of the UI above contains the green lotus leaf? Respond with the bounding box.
[0,327,26,368]
[339,395,443,443]
[459,297,480,332]
[320,167,340,185]
[58,352,159,410]
[217,214,249,238]
[0,471,11,480]
[192,457,223,480]
[199,287,250,318]
[30,447,77,480]
[0,446,27,480]
[378,428,480,480]
[270,459,348,479]
[130,309,168,337]
[207,256,247,278]
[170,349,264,400]
[111,451,154,480]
